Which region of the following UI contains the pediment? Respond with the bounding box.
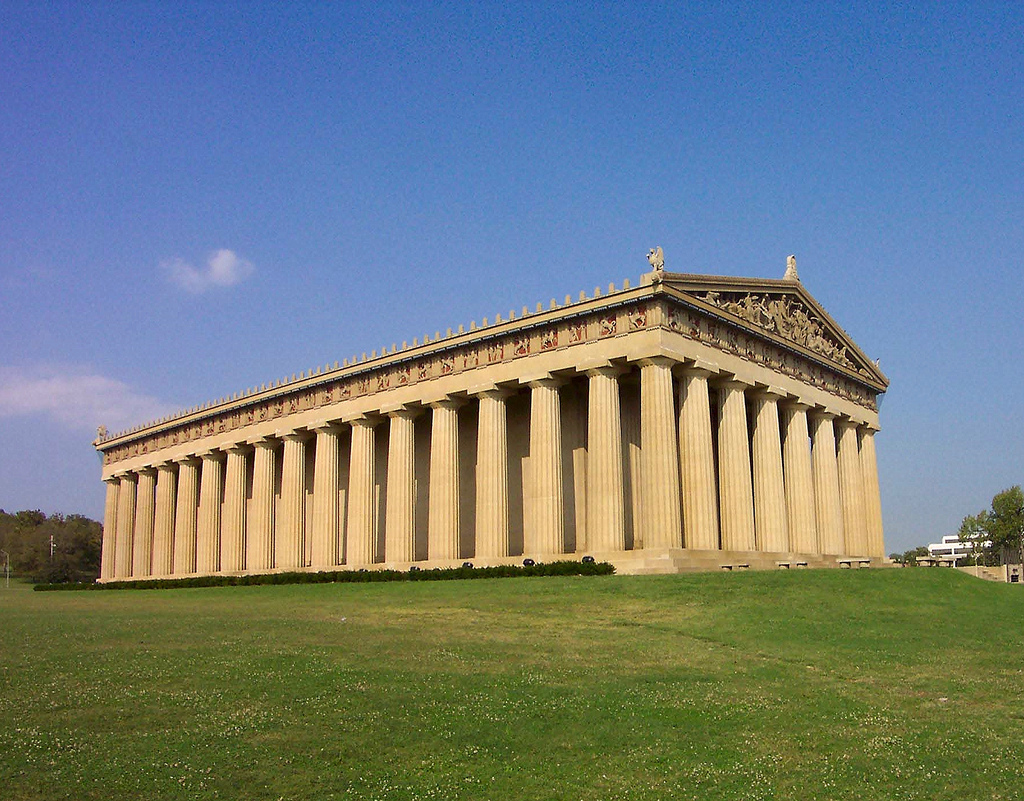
[656,272,888,390]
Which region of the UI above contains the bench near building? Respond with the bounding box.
[94,253,888,580]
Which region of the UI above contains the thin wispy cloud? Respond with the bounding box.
[162,248,254,293]
[0,365,172,435]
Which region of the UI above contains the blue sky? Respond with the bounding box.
[1,2,1021,553]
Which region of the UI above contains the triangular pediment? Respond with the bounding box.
[656,272,888,390]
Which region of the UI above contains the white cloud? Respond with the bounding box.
[0,365,173,435]
[162,248,254,293]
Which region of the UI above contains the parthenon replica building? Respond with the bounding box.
[95,254,888,580]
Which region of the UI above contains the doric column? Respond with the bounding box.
[196,452,223,574]
[346,418,378,566]
[173,454,198,573]
[428,400,461,561]
[311,424,342,568]
[173,457,199,574]
[151,463,177,577]
[132,469,156,578]
[277,433,307,569]
[114,472,137,578]
[220,444,248,572]
[526,379,564,556]
[383,411,418,564]
[716,379,755,552]
[640,358,682,549]
[836,419,868,556]
[780,402,818,554]
[678,367,719,550]
[860,427,885,558]
[586,366,626,552]
[750,390,789,552]
[247,439,276,572]
[475,391,511,559]
[810,411,844,554]
[100,477,119,580]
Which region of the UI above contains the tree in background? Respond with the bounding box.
[0,510,102,583]
[958,486,1024,566]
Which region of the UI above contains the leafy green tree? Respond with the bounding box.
[984,486,1024,564]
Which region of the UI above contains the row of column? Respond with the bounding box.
[100,361,884,580]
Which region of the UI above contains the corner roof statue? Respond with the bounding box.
[784,254,799,282]
[646,246,665,272]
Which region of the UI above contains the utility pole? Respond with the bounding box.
[49,534,55,560]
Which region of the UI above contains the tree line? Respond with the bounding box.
[0,510,102,583]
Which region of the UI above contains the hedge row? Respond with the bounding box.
[33,559,615,591]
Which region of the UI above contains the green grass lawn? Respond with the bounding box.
[2,568,1022,800]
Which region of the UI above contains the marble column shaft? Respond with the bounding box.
[427,400,461,561]
[750,392,789,552]
[810,413,844,554]
[836,419,868,556]
[151,464,177,577]
[221,446,248,572]
[277,434,307,569]
[527,380,564,556]
[247,441,276,571]
[196,453,223,573]
[114,473,137,578]
[586,367,626,552]
[346,419,378,565]
[678,369,719,550]
[173,458,199,574]
[100,478,119,580]
[476,392,511,559]
[717,381,755,552]
[640,359,683,549]
[132,469,156,577]
[780,403,818,554]
[860,428,885,558]
[311,426,342,568]
[384,412,417,564]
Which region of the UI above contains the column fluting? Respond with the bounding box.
[639,358,683,550]
[173,457,199,574]
[346,418,378,566]
[860,427,885,558]
[114,472,137,578]
[151,463,177,577]
[527,379,564,556]
[247,440,275,571]
[132,469,156,578]
[810,411,844,554]
[428,400,461,561]
[384,411,417,564]
[716,379,755,552]
[678,367,719,550]
[196,452,223,574]
[836,419,868,556]
[100,478,119,580]
[750,391,789,552]
[221,445,248,572]
[277,433,307,569]
[780,402,818,554]
[586,366,626,553]
[311,425,342,568]
[476,391,511,559]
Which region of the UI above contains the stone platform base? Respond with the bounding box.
[117,548,892,582]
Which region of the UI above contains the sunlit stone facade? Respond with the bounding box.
[95,260,889,580]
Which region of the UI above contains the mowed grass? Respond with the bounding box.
[2,569,1023,800]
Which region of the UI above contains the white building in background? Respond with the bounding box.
[927,534,990,563]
